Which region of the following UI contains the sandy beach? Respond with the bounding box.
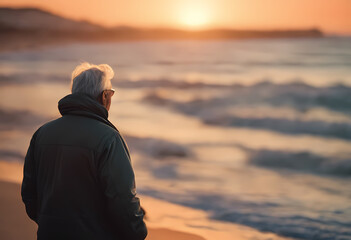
[0,161,205,240]
[0,161,295,240]
[0,180,209,240]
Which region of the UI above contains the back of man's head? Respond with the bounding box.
[71,62,114,99]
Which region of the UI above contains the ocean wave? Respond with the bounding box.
[243,60,351,68]
[245,148,351,177]
[141,80,351,112]
[143,81,351,139]
[216,211,351,240]
[115,78,235,89]
[124,135,192,159]
[0,108,48,130]
[0,149,24,161]
[139,189,351,240]
[204,115,351,140]
[151,59,351,68]
[0,73,66,85]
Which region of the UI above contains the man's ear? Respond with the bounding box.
[101,91,107,106]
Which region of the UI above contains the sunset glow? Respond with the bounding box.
[0,0,350,34]
[176,3,212,29]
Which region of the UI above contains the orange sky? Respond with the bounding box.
[1,0,351,34]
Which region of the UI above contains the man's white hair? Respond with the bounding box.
[71,62,114,99]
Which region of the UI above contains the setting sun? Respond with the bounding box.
[179,9,209,28]
[176,2,213,29]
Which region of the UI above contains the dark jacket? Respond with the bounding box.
[21,93,147,240]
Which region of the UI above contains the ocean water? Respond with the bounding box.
[0,37,351,239]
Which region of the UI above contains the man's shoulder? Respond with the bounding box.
[40,115,118,134]
[34,115,120,149]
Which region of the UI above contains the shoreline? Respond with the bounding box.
[0,33,330,54]
[0,160,292,240]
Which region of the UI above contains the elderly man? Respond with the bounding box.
[21,63,147,240]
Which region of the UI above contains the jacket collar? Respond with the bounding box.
[58,93,118,132]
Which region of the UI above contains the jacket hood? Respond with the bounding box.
[58,93,118,131]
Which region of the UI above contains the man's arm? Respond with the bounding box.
[98,133,147,240]
[21,130,39,223]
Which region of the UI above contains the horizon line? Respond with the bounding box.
[1,5,350,36]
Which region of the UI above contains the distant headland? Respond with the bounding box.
[0,7,324,51]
